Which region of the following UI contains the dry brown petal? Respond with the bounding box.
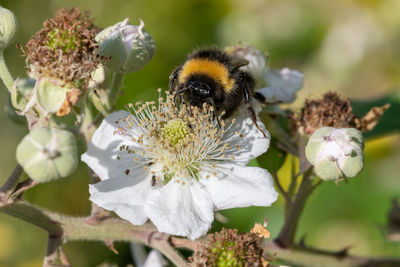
[359,103,390,132]
[294,92,359,135]
[261,257,270,267]
[251,223,271,239]
[56,89,82,116]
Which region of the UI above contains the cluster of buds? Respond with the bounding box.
[1,6,156,183]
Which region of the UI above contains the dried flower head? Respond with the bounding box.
[294,92,360,135]
[191,228,264,266]
[25,7,99,86]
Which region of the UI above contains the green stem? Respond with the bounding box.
[0,201,189,266]
[1,201,400,267]
[264,241,400,267]
[275,169,315,248]
[0,165,23,202]
[105,72,125,112]
[0,50,14,92]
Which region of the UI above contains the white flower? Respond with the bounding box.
[256,67,304,104]
[230,45,304,104]
[82,93,278,240]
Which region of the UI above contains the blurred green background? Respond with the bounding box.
[1,0,400,266]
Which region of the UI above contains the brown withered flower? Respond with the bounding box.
[292,91,390,135]
[25,7,99,86]
[191,228,265,267]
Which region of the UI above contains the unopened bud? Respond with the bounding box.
[0,6,18,50]
[96,18,156,73]
[16,127,78,183]
[305,127,364,180]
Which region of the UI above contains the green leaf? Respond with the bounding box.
[257,140,287,172]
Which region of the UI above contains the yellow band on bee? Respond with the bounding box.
[179,58,235,93]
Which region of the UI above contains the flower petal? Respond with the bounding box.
[82,110,146,181]
[224,103,270,165]
[145,180,214,240]
[200,163,278,210]
[257,68,303,103]
[89,175,151,225]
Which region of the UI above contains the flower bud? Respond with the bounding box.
[305,127,364,180]
[16,127,78,183]
[0,6,18,50]
[96,18,156,73]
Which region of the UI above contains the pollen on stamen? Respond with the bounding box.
[120,90,244,186]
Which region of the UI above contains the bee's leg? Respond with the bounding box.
[244,86,268,138]
[209,98,221,128]
[169,66,182,93]
[173,87,189,107]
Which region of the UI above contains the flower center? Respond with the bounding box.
[160,118,189,146]
[46,29,81,53]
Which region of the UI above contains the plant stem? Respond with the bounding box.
[1,200,400,267]
[0,201,188,266]
[275,169,314,248]
[263,241,400,267]
[0,50,14,92]
[43,234,62,267]
[0,164,23,202]
[105,72,125,112]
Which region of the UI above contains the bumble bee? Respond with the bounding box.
[169,48,267,138]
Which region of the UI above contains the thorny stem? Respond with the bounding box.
[1,200,399,267]
[105,72,125,112]
[0,201,189,266]
[275,169,315,248]
[0,50,14,93]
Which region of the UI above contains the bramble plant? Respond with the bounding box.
[0,5,399,267]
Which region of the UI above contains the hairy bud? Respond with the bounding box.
[96,18,156,73]
[0,6,18,50]
[16,127,78,183]
[305,127,364,180]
